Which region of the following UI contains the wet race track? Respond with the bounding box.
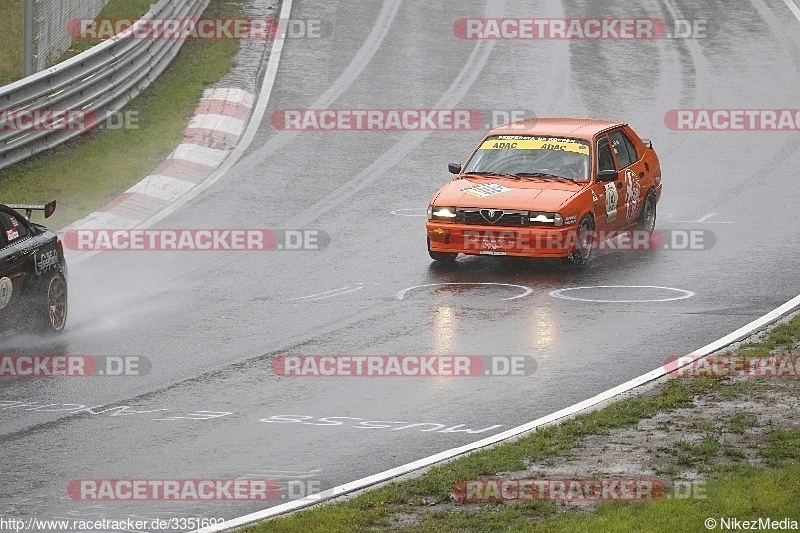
[2,0,800,529]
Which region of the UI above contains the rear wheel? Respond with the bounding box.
[427,237,457,262]
[566,215,594,266]
[637,191,657,233]
[37,273,67,332]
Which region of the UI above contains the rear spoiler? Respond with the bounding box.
[7,200,57,221]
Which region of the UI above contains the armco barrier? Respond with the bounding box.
[0,0,210,171]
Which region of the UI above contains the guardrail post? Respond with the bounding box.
[23,0,35,76]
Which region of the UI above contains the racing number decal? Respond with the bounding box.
[604,183,618,222]
[462,183,512,198]
[625,168,641,221]
[0,277,12,310]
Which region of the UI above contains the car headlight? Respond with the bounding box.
[529,212,564,227]
[429,206,458,221]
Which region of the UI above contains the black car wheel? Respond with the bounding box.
[39,272,67,332]
[566,215,594,266]
[427,237,457,262]
[637,191,657,233]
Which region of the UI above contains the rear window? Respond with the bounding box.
[0,210,29,248]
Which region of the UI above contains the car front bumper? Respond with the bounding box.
[426,223,580,258]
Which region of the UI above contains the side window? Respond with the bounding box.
[597,136,615,174]
[0,211,28,248]
[609,130,639,168]
[609,131,634,169]
[622,131,638,163]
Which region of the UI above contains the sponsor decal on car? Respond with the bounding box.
[478,136,589,154]
[0,277,12,310]
[35,249,59,275]
[5,228,19,242]
[461,183,512,198]
[625,168,641,220]
[604,182,618,222]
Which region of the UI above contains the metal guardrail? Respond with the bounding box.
[0,0,211,171]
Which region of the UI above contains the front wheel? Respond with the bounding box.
[428,238,457,262]
[37,272,67,332]
[566,215,595,266]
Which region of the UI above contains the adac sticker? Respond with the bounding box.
[0,277,12,310]
[604,183,618,222]
[462,183,512,198]
[479,137,589,155]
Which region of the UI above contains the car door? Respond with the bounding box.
[0,210,32,321]
[592,134,624,232]
[608,128,648,228]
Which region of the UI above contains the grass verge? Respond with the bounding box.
[0,0,242,230]
[242,315,800,532]
[0,0,24,85]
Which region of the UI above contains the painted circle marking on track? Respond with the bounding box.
[396,282,533,301]
[549,285,695,303]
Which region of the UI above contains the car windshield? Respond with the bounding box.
[463,135,591,182]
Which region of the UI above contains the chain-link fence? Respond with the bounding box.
[26,0,111,74]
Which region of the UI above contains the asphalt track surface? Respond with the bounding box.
[2,0,800,529]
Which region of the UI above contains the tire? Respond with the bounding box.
[636,191,657,233]
[566,215,595,266]
[37,272,67,332]
[427,237,457,263]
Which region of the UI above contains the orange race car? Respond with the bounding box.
[426,118,662,265]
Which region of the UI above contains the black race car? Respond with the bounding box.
[0,201,67,332]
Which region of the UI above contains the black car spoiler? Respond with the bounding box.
[7,200,57,221]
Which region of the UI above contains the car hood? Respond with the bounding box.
[433,177,583,210]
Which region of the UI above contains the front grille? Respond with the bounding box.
[458,209,528,227]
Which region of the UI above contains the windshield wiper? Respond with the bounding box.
[514,172,576,182]
[463,171,517,178]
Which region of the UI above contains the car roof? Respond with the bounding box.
[487,117,625,139]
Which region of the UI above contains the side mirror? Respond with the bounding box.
[448,162,462,175]
[597,169,618,182]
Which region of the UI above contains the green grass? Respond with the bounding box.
[0,0,241,230]
[54,0,154,65]
[241,315,800,532]
[0,0,24,85]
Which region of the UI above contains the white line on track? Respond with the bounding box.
[291,286,364,301]
[194,293,800,533]
[780,0,800,21]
